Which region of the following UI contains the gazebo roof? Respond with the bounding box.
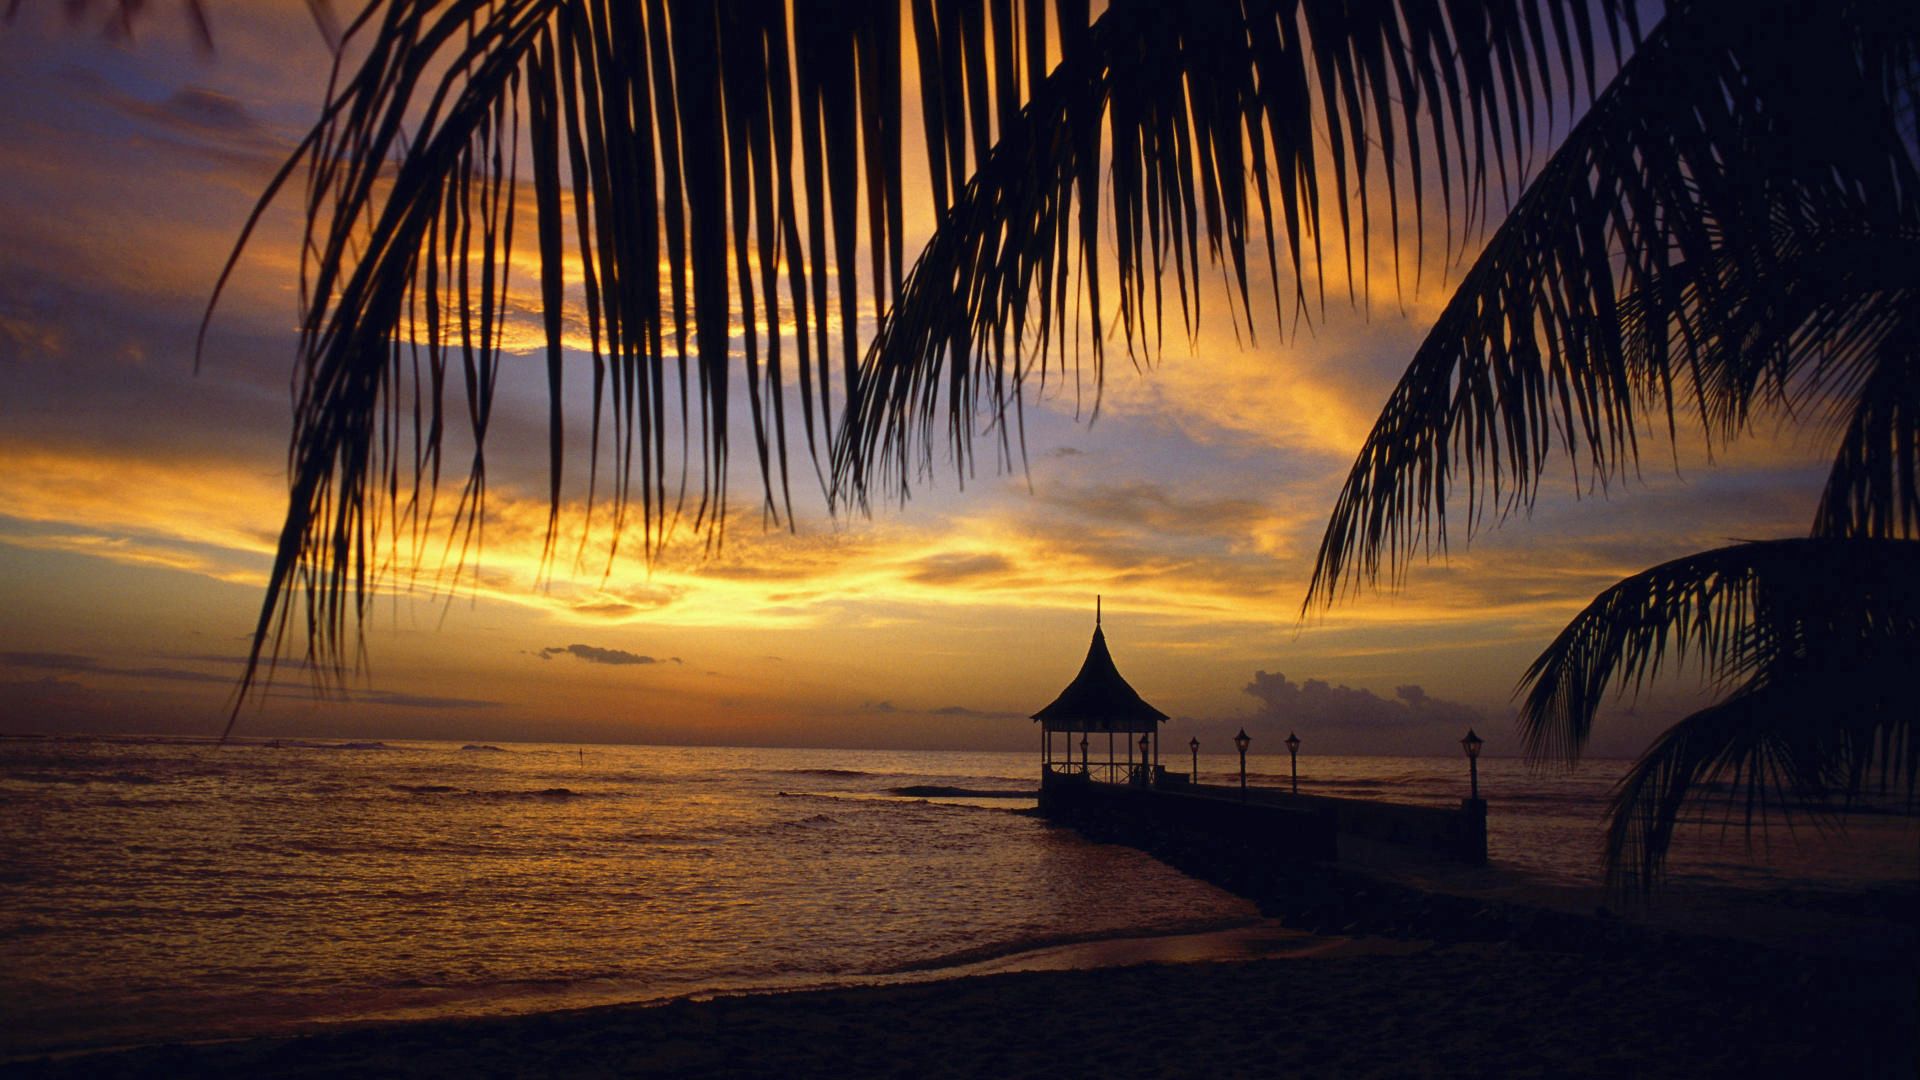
[1031,614,1168,732]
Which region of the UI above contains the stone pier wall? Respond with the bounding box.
[1038,771,1338,867]
[1261,789,1488,864]
[1038,771,1487,867]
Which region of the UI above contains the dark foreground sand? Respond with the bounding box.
[8,936,1914,1080]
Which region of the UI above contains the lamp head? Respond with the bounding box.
[1285,732,1300,754]
[1233,728,1251,754]
[1461,728,1484,760]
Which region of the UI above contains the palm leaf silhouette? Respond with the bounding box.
[1811,306,1920,540]
[218,0,1642,723]
[209,1,1920,894]
[1519,539,1920,767]
[836,0,1639,504]
[212,0,1087,723]
[1598,677,1893,894]
[1520,539,1920,891]
[1306,0,1920,609]
[1284,0,1920,887]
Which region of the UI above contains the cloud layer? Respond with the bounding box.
[538,644,680,667]
[1201,669,1488,757]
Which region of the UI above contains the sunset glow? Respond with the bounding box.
[0,3,1833,755]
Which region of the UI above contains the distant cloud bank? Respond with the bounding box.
[1242,671,1482,733]
[537,644,681,667]
[1173,670,1492,758]
[863,700,1023,721]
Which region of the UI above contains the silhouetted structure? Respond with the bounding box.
[1034,599,1486,867]
[1034,598,1168,784]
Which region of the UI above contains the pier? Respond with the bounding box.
[1032,604,1488,875]
[1038,768,1488,867]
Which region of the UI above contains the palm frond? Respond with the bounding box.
[1811,306,1920,540]
[209,0,1077,726]
[1306,0,1920,608]
[1517,538,1920,768]
[833,0,1638,507]
[1602,664,1915,894]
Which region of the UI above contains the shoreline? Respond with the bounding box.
[7,931,1912,1079]
[8,869,1914,1078]
[6,737,1913,1076]
[0,919,1377,1065]
[1042,798,1919,965]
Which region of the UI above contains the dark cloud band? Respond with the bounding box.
[538,644,681,667]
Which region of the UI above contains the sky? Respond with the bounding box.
[0,2,1837,757]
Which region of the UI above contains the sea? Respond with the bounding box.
[2,735,1914,1060]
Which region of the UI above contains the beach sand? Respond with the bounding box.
[7,931,1912,1079]
[8,811,1914,1078]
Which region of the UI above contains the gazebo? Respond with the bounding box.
[1033,598,1169,784]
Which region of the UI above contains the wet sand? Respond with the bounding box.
[7,926,1912,1079]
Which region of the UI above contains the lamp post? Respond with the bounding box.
[1460,727,1483,800]
[1188,737,1199,783]
[1080,734,1090,776]
[1233,728,1251,798]
[1285,731,1301,794]
[1139,733,1151,785]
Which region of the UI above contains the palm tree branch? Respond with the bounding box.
[212,0,1078,725]
[1306,1,1920,609]
[832,0,1632,507]
[1810,296,1920,540]
[1603,665,1916,894]
[1517,538,1920,767]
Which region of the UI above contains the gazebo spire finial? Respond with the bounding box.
[1096,594,1101,626]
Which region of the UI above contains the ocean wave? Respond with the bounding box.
[298,782,356,796]
[460,744,508,753]
[870,916,1261,976]
[613,829,716,848]
[388,784,593,800]
[769,767,873,778]
[0,920,57,939]
[766,812,840,832]
[2,770,160,786]
[5,771,91,785]
[261,740,396,751]
[378,966,639,993]
[241,838,355,856]
[886,785,1035,800]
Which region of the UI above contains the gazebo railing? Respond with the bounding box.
[1044,760,1152,785]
